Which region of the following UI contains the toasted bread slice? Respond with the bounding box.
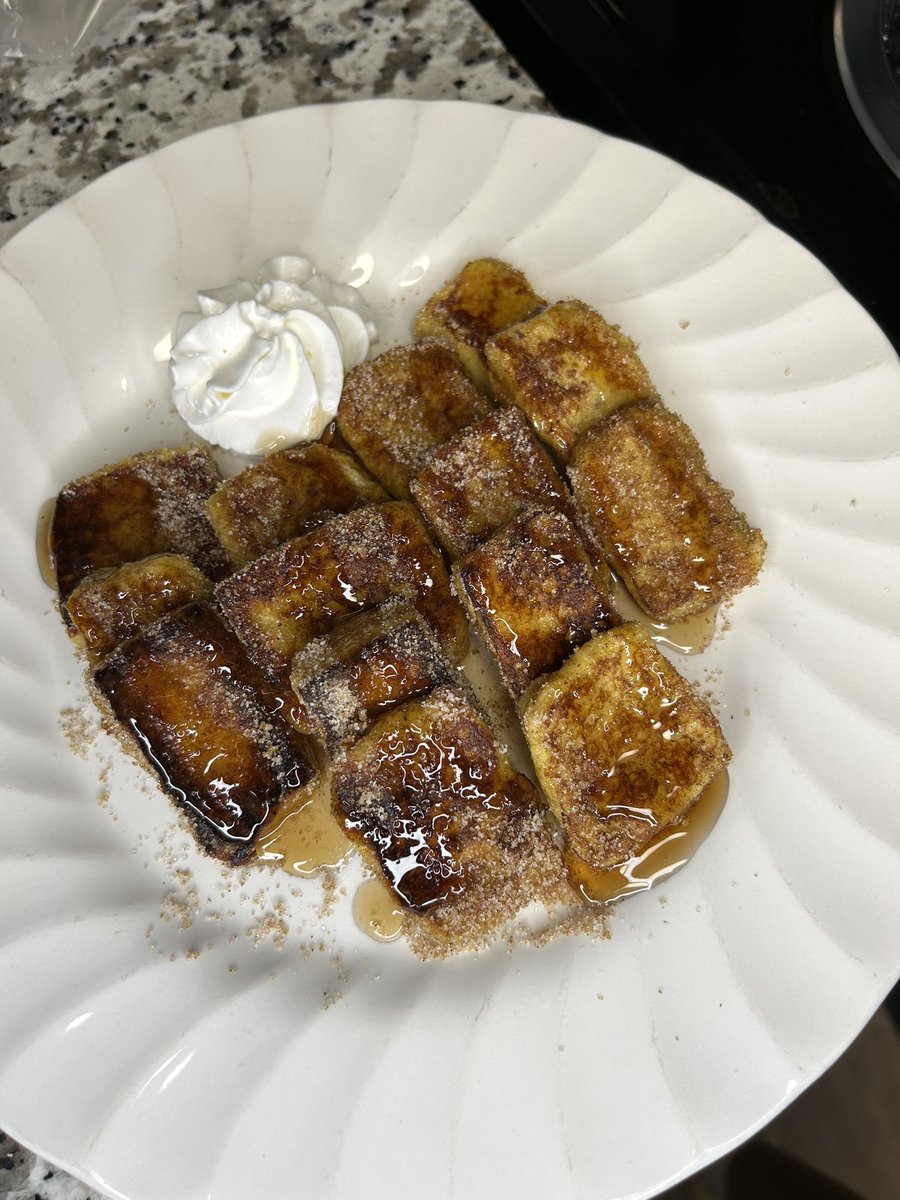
[94,600,315,865]
[207,444,386,568]
[568,400,766,620]
[50,445,229,599]
[65,553,212,661]
[409,407,579,560]
[332,683,565,952]
[454,507,618,701]
[485,299,657,458]
[290,596,455,755]
[215,501,468,681]
[337,341,493,498]
[413,258,546,392]
[521,624,731,875]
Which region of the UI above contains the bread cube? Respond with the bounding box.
[568,400,766,620]
[410,407,578,560]
[65,553,211,660]
[413,257,545,392]
[207,443,386,568]
[215,501,468,681]
[94,600,315,865]
[290,597,455,755]
[485,299,657,458]
[51,445,229,598]
[454,507,618,701]
[521,624,731,875]
[332,684,563,950]
[337,341,493,498]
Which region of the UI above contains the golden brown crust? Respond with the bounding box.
[454,507,619,701]
[409,407,579,560]
[215,501,468,681]
[521,624,731,872]
[207,444,386,568]
[332,684,563,945]
[485,299,657,458]
[413,257,546,392]
[65,554,212,661]
[51,445,230,599]
[568,400,766,620]
[290,597,456,756]
[93,600,315,865]
[337,341,493,498]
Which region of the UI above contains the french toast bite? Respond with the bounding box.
[409,407,579,560]
[454,507,619,701]
[332,683,567,953]
[413,257,546,392]
[568,399,766,620]
[94,600,315,865]
[290,597,455,756]
[521,624,730,879]
[207,444,386,568]
[51,445,229,599]
[65,553,212,661]
[215,501,468,682]
[485,299,657,459]
[336,341,493,498]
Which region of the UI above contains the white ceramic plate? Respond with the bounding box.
[1,100,899,1200]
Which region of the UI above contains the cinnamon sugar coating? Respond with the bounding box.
[215,501,468,681]
[568,400,766,620]
[413,257,546,392]
[337,340,493,498]
[65,553,212,661]
[410,407,579,559]
[332,684,569,951]
[207,443,386,568]
[51,445,229,598]
[521,624,731,874]
[94,600,315,865]
[485,298,657,459]
[290,597,455,756]
[454,507,619,701]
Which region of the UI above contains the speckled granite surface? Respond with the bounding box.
[0,2,544,1195]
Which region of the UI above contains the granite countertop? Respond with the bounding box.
[0,1,544,1195]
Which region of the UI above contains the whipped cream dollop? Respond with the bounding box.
[169,256,377,455]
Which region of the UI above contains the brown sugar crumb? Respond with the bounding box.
[454,506,620,702]
[51,445,230,599]
[337,341,493,498]
[568,400,766,620]
[413,257,546,392]
[521,624,731,877]
[485,298,657,459]
[59,704,99,758]
[333,683,572,958]
[215,501,468,680]
[410,407,579,560]
[207,443,386,569]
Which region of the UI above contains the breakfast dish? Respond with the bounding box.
[206,443,386,569]
[485,296,658,458]
[337,340,492,498]
[568,399,767,620]
[412,256,546,392]
[3,101,898,1200]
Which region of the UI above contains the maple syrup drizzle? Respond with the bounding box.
[36,497,58,589]
[352,877,405,942]
[256,769,351,876]
[608,571,717,655]
[572,768,729,903]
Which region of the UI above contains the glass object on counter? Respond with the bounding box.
[0,0,136,61]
